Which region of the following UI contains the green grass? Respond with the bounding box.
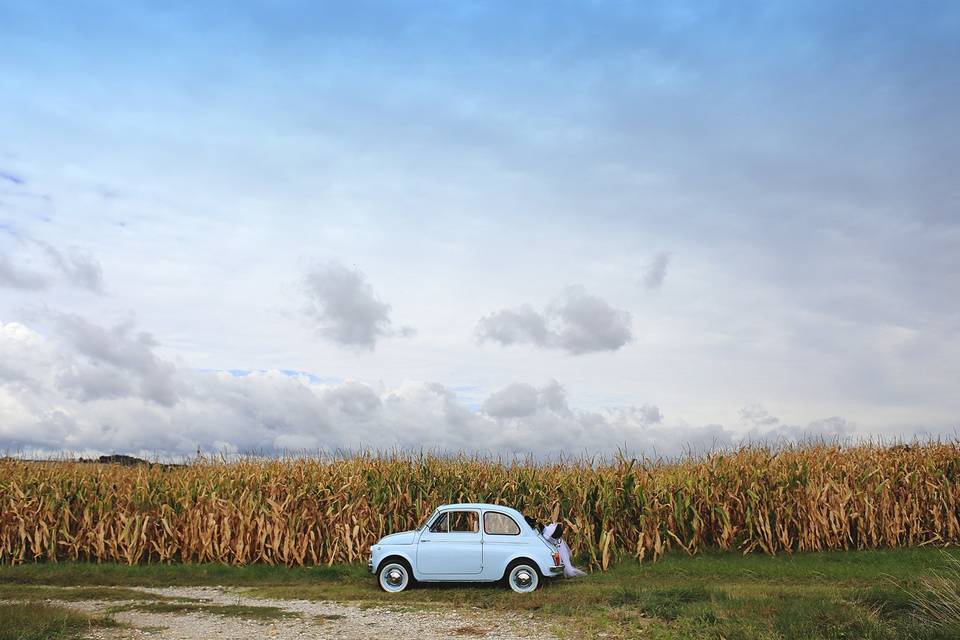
[3,549,960,639]
[0,561,357,587]
[0,603,117,640]
[610,585,712,620]
[0,584,196,602]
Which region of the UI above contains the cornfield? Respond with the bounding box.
[2,442,959,569]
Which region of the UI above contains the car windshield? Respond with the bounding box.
[417,510,437,531]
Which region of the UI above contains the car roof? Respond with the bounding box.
[435,503,524,515]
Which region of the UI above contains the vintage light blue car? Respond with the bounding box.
[368,502,563,593]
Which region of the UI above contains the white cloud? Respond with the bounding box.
[52,313,177,406]
[39,242,104,292]
[739,404,780,428]
[481,382,539,418]
[0,236,103,293]
[745,415,856,443]
[302,261,411,351]
[475,306,549,349]
[477,286,633,355]
[0,253,49,290]
[642,252,671,290]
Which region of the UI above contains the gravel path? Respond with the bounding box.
[51,586,558,640]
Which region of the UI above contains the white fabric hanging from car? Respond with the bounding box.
[541,523,587,577]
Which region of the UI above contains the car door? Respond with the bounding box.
[481,510,523,579]
[417,510,483,575]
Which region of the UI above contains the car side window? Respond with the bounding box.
[484,511,520,535]
[449,510,479,532]
[429,511,479,534]
[429,513,449,533]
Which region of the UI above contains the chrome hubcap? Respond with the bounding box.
[380,563,408,592]
[515,570,532,587]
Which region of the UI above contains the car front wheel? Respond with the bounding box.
[507,563,540,593]
[378,561,411,593]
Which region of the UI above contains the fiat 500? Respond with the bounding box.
[368,502,563,593]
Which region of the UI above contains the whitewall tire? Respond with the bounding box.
[508,563,540,593]
[378,561,411,593]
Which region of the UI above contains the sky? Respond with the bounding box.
[1,1,958,458]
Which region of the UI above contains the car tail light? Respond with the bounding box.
[552,551,561,566]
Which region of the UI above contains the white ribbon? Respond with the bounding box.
[541,522,586,578]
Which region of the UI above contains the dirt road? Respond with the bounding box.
[52,586,558,640]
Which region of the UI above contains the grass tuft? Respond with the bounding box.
[313,613,345,624]
[908,552,960,629]
[610,585,712,620]
[0,602,117,640]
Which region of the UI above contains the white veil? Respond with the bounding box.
[541,523,587,578]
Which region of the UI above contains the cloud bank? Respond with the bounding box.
[477,286,633,355]
[1,318,862,459]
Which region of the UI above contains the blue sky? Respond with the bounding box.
[0,1,958,456]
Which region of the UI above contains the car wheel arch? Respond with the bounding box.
[375,553,415,577]
[500,556,543,582]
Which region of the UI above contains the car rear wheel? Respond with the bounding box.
[378,561,411,593]
[507,562,540,593]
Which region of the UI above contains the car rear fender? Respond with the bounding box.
[504,548,557,578]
